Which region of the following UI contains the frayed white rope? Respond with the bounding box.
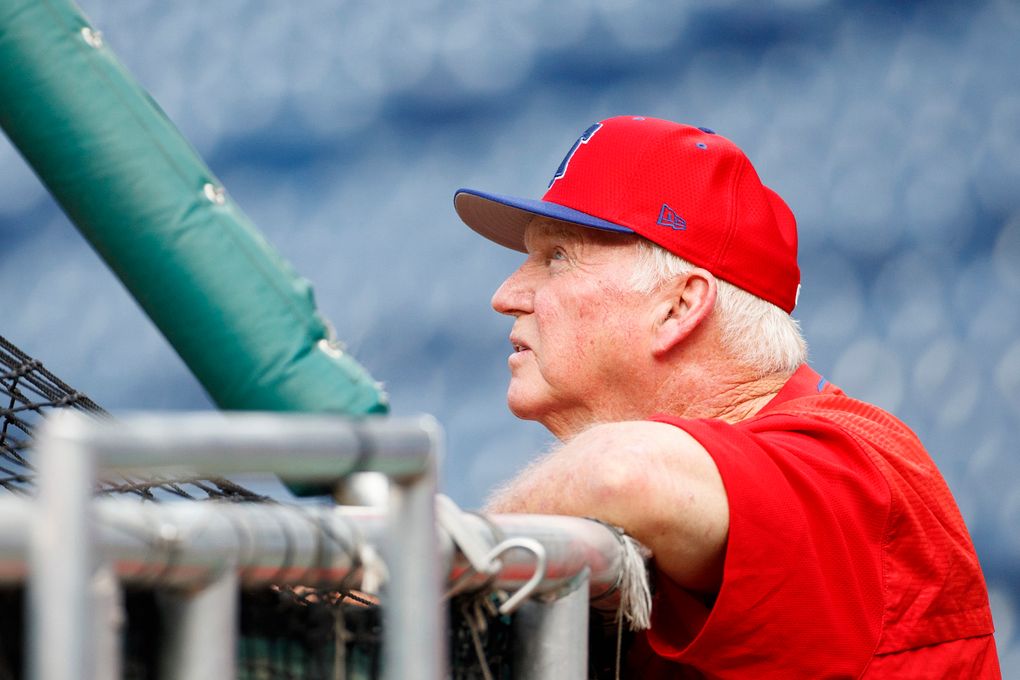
[616,534,652,631]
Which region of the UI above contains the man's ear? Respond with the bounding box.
[651,269,717,357]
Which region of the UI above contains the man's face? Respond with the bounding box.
[491,218,657,437]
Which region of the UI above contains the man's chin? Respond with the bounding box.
[507,399,541,422]
[507,394,575,439]
[506,389,548,423]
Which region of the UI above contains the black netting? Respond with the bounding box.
[0,586,515,680]
[0,334,265,500]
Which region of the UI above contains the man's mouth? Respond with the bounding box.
[510,337,530,353]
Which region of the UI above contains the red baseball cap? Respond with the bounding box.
[454,115,801,313]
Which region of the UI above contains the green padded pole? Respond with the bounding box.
[0,1,389,492]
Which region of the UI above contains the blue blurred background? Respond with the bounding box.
[1,0,1017,669]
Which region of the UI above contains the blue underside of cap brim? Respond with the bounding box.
[454,188,634,253]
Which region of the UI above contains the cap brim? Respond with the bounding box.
[454,188,634,253]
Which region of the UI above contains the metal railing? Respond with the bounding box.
[0,411,642,680]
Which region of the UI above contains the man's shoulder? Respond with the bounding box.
[748,391,929,463]
[747,387,995,654]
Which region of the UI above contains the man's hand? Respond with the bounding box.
[485,420,729,594]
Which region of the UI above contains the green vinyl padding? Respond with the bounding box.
[0,0,389,494]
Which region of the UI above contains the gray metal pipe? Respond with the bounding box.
[383,464,445,680]
[512,572,592,680]
[40,411,437,481]
[29,414,96,680]
[92,565,123,680]
[337,508,625,599]
[158,569,239,680]
[0,497,31,582]
[95,500,364,588]
[470,514,623,599]
[2,496,629,598]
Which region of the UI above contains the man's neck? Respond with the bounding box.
[544,368,794,441]
[696,378,788,422]
[660,363,793,424]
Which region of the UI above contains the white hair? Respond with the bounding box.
[629,239,808,376]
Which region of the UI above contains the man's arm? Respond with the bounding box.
[485,421,729,594]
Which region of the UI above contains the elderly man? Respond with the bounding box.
[453,116,999,677]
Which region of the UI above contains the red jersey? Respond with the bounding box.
[628,365,999,678]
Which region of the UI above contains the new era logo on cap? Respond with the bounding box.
[656,204,686,230]
[454,115,801,313]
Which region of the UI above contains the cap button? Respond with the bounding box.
[697,126,716,134]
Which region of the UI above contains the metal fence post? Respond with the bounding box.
[92,564,124,680]
[512,570,591,680]
[29,412,97,680]
[158,569,239,680]
[382,419,445,680]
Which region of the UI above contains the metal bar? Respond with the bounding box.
[92,565,124,680]
[460,514,623,600]
[337,508,625,599]
[334,471,390,507]
[382,422,446,680]
[0,496,31,582]
[95,499,365,588]
[512,572,592,680]
[158,569,239,680]
[0,497,629,597]
[64,412,435,480]
[28,412,96,680]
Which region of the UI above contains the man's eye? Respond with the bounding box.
[550,248,567,261]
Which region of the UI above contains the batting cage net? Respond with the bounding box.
[0,586,518,680]
[0,333,520,679]
[0,334,263,501]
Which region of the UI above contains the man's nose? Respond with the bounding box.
[491,264,533,317]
